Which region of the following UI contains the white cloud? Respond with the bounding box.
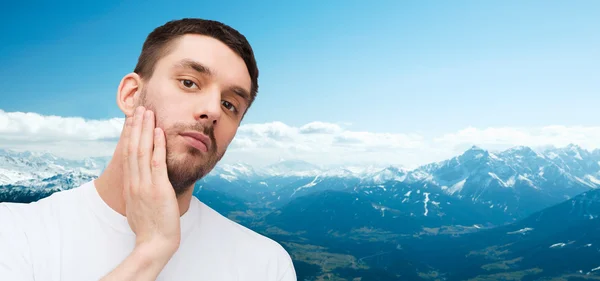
[0,110,599,168]
[0,109,123,141]
[299,122,343,134]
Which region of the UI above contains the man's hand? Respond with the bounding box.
[101,106,181,280]
[123,106,181,250]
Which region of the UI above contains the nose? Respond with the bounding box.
[193,88,221,126]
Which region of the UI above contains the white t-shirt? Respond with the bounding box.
[0,180,296,281]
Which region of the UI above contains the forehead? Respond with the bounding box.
[156,34,251,90]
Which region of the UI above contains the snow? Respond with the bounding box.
[301,176,320,188]
[569,146,584,160]
[488,172,505,187]
[518,174,539,189]
[372,203,387,217]
[221,163,253,177]
[574,176,595,188]
[585,175,600,185]
[404,190,412,197]
[507,227,534,235]
[592,266,600,272]
[321,168,357,178]
[290,176,321,197]
[423,192,430,216]
[0,150,107,186]
[0,167,36,185]
[550,243,566,248]
[219,174,237,182]
[505,175,516,187]
[369,166,407,184]
[447,178,466,195]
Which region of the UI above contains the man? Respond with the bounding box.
[0,18,297,281]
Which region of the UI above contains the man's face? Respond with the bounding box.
[135,34,252,195]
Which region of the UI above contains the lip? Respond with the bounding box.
[180,131,211,152]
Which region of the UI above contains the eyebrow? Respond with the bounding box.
[229,86,252,105]
[174,58,252,104]
[174,59,213,76]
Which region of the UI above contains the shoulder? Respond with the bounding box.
[0,182,90,280]
[0,181,93,240]
[0,182,88,221]
[193,198,297,280]
[194,198,282,248]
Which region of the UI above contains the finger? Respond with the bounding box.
[138,110,155,186]
[121,116,134,199]
[151,127,168,186]
[128,106,145,195]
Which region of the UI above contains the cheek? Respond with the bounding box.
[215,127,238,152]
[156,119,178,141]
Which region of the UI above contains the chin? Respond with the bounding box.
[164,149,221,196]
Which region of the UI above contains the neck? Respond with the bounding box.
[94,141,194,217]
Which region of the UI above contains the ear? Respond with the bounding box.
[116,73,143,117]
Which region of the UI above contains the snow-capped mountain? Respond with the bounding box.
[233,144,598,225]
[208,162,259,182]
[2,144,599,225]
[0,148,108,185]
[362,165,409,184]
[353,144,600,222]
[0,170,97,203]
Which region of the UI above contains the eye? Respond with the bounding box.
[221,100,237,113]
[180,79,198,89]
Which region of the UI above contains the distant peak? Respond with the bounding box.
[566,143,584,151]
[468,145,484,151]
[453,146,491,164]
[460,145,488,156]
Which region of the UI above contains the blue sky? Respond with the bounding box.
[0,1,599,166]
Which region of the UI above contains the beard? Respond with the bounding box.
[137,88,224,196]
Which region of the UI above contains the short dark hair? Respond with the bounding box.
[133,18,259,106]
